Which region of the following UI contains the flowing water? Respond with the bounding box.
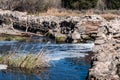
[0,40,94,80]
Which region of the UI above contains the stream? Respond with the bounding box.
[0,40,94,80]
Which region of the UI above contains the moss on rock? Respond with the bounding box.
[55,36,66,43]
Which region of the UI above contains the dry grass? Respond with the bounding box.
[35,8,119,19]
[0,42,50,71]
[0,53,49,70]
[37,8,84,16]
[101,13,119,21]
[84,9,95,16]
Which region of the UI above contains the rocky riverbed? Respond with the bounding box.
[0,9,106,43]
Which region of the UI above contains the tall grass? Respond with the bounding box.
[0,42,50,71]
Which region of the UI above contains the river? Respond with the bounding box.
[0,40,94,80]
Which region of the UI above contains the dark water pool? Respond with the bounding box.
[0,41,94,80]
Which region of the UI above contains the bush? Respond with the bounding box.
[106,0,120,9]
[0,0,120,13]
[62,0,120,10]
[62,0,98,10]
[0,0,61,13]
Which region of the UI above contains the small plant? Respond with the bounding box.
[55,36,66,43]
[0,35,27,41]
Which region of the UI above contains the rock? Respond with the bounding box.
[81,15,105,22]
[95,39,105,45]
[88,17,120,80]
[71,31,81,40]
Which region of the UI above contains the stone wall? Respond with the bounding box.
[88,17,120,80]
[0,9,105,43]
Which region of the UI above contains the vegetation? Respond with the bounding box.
[62,0,97,10]
[0,42,50,71]
[0,0,119,13]
[0,35,27,41]
[62,0,120,10]
[0,53,48,69]
[55,36,66,43]
[0,0,61,13]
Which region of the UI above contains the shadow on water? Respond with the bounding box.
[0,40,94,80]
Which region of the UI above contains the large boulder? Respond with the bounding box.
[71,31,81,40]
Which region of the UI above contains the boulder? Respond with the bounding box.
[71,31,81,40]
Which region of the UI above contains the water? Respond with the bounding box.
[0,41,94,80]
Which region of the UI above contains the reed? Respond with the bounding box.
[0,42,50,71]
